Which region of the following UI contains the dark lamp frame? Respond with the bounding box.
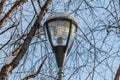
[44,17,77,67]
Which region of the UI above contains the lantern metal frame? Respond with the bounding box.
[44,12,78,80]
[45,18,77,66]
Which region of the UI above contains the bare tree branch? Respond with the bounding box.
[114,65,120,80]
[22,56,48,80]
[31,0,38,15]
[0,0,120,80]
[37,0,42,9]
[0,0,52,79]
[0,0,6,15]
[0,0,28,28]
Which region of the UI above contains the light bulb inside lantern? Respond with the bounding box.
[48,21,69,46]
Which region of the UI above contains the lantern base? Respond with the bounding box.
[53,46,68,68]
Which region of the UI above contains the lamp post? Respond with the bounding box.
[44,12,78,80]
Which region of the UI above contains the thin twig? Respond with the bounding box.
[22,56,48,80]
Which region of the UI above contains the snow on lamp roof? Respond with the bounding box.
[46,12,75,20]
[46,12,78,27]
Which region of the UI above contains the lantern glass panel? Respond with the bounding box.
[48,20,70,46]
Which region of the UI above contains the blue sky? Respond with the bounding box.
[0,0,120,80]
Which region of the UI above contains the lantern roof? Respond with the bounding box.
[46,12,78,28]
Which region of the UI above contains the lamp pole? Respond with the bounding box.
[44,12,78,80]
[58,67,64,80]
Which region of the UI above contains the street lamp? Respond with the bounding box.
[44,12,78,80]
